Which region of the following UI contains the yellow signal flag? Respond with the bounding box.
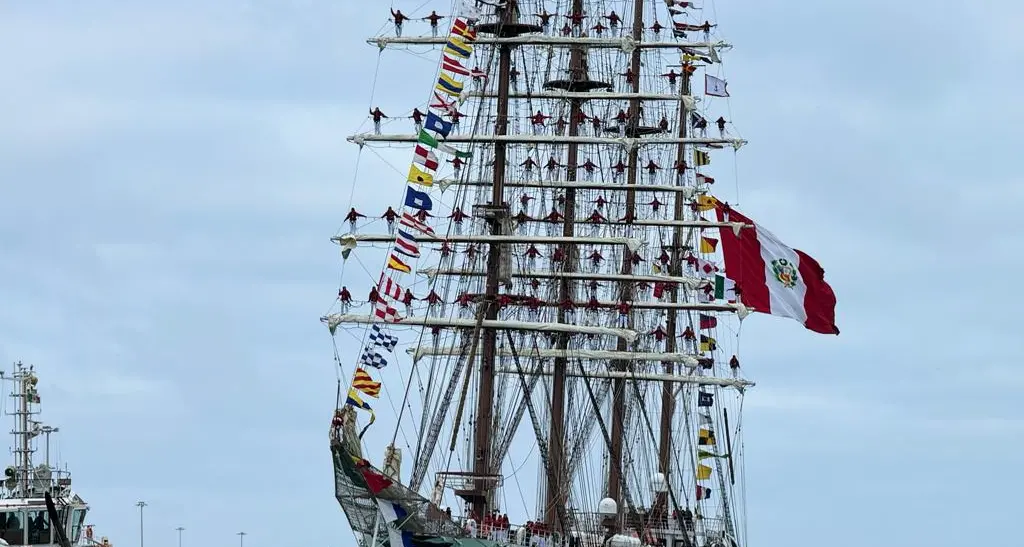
[694,149,711,166]
[387,254,411,273]
[694,195,719,212]
[352,368,382,398]
[407,164,434,187]
[698,428,716,446]
[700,236,719,253]
[696,464,712,480]
[700,335,717,352]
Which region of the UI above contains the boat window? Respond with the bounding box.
[71,509,86,543]
[26,509,50,545]
[0,510,25,545]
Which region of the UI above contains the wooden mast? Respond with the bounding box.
[544,0,587,530]
[658,45,695,516]
[472,0,517,517]
[607,0,646,514]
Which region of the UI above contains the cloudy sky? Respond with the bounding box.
[1,1,1021,547]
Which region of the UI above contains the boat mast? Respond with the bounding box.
[544,0,588,531]
[658,38,695,515]
[607,0,646,512]
[472,0,517,517]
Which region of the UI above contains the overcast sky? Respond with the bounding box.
[1,1,1021,547]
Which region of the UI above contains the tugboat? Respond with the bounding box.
[0,363,93,547]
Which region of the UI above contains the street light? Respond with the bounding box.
[175,527,184,547]
[135,501,147,547]
[237,531,247,547]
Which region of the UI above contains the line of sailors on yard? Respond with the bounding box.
[385,7,715,40]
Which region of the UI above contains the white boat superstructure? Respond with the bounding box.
[0,363,92,547]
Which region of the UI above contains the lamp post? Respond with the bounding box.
[237,531,247,547]
[135,501,147,547]
[175,527,184,547]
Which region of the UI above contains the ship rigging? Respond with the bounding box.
[324,2,838,547]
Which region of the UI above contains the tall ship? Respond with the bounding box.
[0,363,107,547]
[325,1,839,547]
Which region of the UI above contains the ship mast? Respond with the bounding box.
[607,0,647,516]
[657,33,695,517]
[472,0,517,518]
[543,0,590,531]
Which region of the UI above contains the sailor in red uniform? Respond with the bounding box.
[605,10,621,32]
[534,9,554,29]
[617,300,631,327]
[422,10,445,37]
[673,159,688,181]
[544,208,564,223]
[551,247,565,263]
[338,286,352,312]
[411,108,425,132]
[424,290,443,309]
[448,156,466,176]
[390,9,409,37]
[580,158,599,181]
[344,207,366,232]
[530,110,551,133]
[692,113,708,136]
[370,107,387,134]
[450,207,469,234]
[545,156,563,180]
[662,69,679,92]
[401,289,416,315]
[650,324,667,343]
[612,158,627,180]
[620,68,635,85]
[564,10,585,27]
[381,206,398,233]
[645,159,660,183]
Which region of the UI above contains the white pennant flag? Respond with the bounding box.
[705,74,729,97]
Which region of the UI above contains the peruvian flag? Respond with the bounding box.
[715,203,838,335]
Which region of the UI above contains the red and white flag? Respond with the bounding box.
[430,92,458,115]
[412,145,439,170]
[399,212,435,236]
[714,204,838,335]
[378,275,403,300]
[373,296,401,323]
[441,55,471,76]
